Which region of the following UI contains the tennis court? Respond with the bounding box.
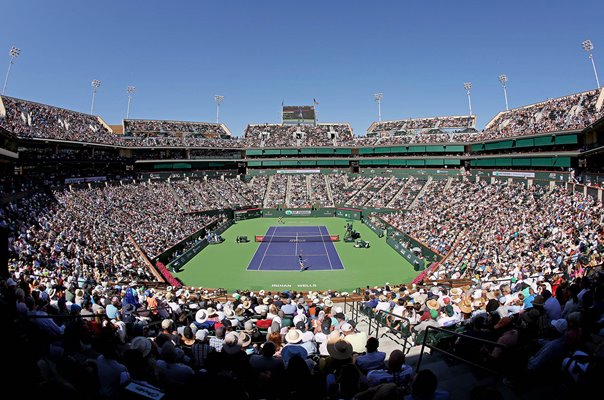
[247,225,345,271]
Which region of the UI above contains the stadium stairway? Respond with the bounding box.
[207,180,231,206]
[285,176,293,207]
[347,176,379,205]
[372,176,396,206]
[338,301,538,399]
[166,181,189,211]
[409,176,433,210]
[444,176,454,190]
[324,175,335,206]
[386,176,414,208]
[263,175,275,208]
[306,175,312,202]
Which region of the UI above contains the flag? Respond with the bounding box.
[281,100,284,107]
[313,98,319,105]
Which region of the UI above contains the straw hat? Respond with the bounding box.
[458,297,473,314]
[426,299,439,310]
[239,331,252,347]
[224,307,236,319]
[285,328,303,344]
[195,309,208,324]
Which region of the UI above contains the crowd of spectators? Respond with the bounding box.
[350,176,392,207]
[2,171,604,397]
[3,89,603,150]
[368,116,476,135]
[287,175,311,208]
[383,179,472,255]
[124,119,230,138]
[309,174,333,207]
[244,123,354,147]
[264,174,288,208]
[328,174,350,206]
[360,266,604,393]
[478,89,604,141]
[0,96,116,144]
[370,177,406,208]
[332,175,373,206]
[387,177,428,210]
[2,190,154,288]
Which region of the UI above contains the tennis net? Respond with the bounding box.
[255,235,339,243]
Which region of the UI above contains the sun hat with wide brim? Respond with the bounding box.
[222,332,242,355]
[239,331,252,347]
[130,336,152,358]
[195,309,208,324]
[426,299,439,310]
[285,328,303,344]
[224,307,236,319]
[327,339,354,360]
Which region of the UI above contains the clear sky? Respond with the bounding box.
[1,0,602,136]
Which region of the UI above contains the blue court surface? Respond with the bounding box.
[247,226,345,271]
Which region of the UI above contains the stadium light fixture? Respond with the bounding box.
[374,93,383,122]
[499,74,509,111]
[126,86,136,119]
[582,40,601,88]
[2,46,21,95]
[463,82,473,116]
[214,95,224,123]
[90,79,101,114]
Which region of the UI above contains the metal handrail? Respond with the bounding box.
[416,324,507,376]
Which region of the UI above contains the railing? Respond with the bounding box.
[416,325,507,376]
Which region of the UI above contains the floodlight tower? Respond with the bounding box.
[214,95,224,123]
[463,82,473,116]
[90,80,101,114]
[499,74,509,111]
[126,86,136,119]
[582,40,600,88]
[2,46,21,95]
[374,93,383,122]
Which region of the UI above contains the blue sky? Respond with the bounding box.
[1,0,602,136]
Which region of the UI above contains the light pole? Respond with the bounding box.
[126,86,136,119]
[499,74,509,111]
[2,46,21,95]
[463,82,473,116]
[582,40,601,88]
[374,93,383,122]
[214,95,224,123]
[90,80,101,114]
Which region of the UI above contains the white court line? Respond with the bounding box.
[257,227,275,270]
[319,225,335,270]
[295,233,298,256]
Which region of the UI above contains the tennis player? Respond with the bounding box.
[298,254,305,272]
[278,216,284,224]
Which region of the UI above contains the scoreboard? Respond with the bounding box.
[282,106,316,125]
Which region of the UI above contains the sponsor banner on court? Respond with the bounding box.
[386,237,425,271]
[363,219,385,237]
[234,208,262,220]
[285,210,312,216]
[492,171,535,178]
[65,176,107,184]
[277,169,321,174]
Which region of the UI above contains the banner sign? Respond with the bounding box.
[386,237,425,271]
[285,210,312,216]
[277,169,321,174]
[492,171,535,178]
[234,208,262,220]
[65,176,107,184]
